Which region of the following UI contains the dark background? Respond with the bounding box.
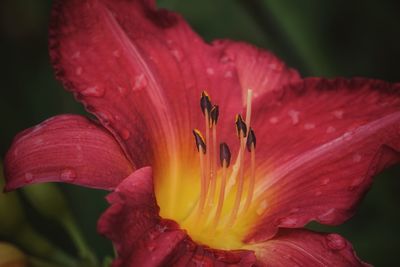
[1,0,399,265]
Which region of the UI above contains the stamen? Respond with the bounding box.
[200,91,212,203]
[244,128,256,211]
[193,129,206,153]
[193,129,207,218]
[213,143,231,228]
[207,105,219,209]
[210,105,219,126]
[200,91,212,115]
[227,116,247,226]
[235,114,247,138]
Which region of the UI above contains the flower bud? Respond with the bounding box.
[0,242,27,267]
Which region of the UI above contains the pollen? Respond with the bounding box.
[157,89,262,250]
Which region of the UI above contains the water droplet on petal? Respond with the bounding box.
[132,74,148,91]
[96,111,113,125]
[206,67,215,75]
[146,241,157,252]
[317,208,336,222]
[60,168,77,182]
[220,52,235,63]
[170,49,183,62]
[256,200,268,215]
[304,123,315,130]
[269,117,279,124]
[326,126,336,133]
[332,110,344,119]
[326,233,346,250]
[75,66,83,76]
[224,70,233,78]
[24,172,33,183]
[288,109,300,125]
[120,128,130,140]
[322,178,330,185]
[81,86,105,97]
[117,86,128,96]
[113,50,120,57]
[278,217,298,227]
[343,132,353,141]
[353,153,362,162]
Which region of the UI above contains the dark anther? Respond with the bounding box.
[193,129,206,153]
[210,105,219,126]
[235,114,247,138]
[200,91,212,115]
[220,143,231,167]
[246,128,256,152]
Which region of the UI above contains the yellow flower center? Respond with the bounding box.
[155,90,263,250]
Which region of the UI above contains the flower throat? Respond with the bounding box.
[157,90,261,250]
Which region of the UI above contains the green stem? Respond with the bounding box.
[15,223,77,267]
[61,214,97,266]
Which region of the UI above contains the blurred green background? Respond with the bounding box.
[1,0,399,266]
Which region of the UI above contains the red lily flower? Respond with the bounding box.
[4,0,400,266]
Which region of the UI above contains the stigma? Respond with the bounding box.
[183,89,258,247]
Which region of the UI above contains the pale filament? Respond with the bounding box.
[206,124,218,209]
[196,146,206,219]
[204,110,211,195]
[243,143,256,212]
[190,89,256,230]
[227,134,246,226]
[212,159,228,229]
[226,90,253,192]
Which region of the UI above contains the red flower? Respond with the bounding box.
[4,0,400,266]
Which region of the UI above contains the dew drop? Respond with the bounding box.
[206,67,215,75]
[343,132,353,141]
[75,66,83,76]
[332,110,344,119]
[146,241,157,252]
[97,111,113,124]
[60,168,77,182]
[132,74,148,91]
[71,51,80,59]
[278,217,298,227]
[304,123,315,130]
[326,126,336,133]
[322,178,330,185]
[24,172,33,183]
[256,200,268,215]
[120,129,130,140]
[326,233,346,250]
[113,50,120,58]
[224,70,233,78]
[288,109,300,125]
[317,208,335,222]
[269,117,279,124]
[220,52,235,63]
[353,153,362,162]
[170,49,183,62]
[81,86,105,97]
[117,86,128,96]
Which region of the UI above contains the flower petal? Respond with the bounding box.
[247,78,400,242]
[250,229,369,266]
[4,114,133,191]
[214,40,301,104]
[98,167,257,266]
[49,0,245,169]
